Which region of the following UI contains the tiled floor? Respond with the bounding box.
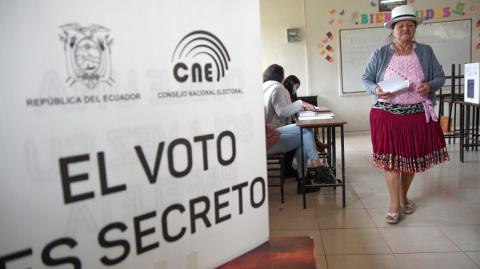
[268,131,480,269]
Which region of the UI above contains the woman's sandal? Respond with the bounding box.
[385,212,400,224]
[401,200,416,214]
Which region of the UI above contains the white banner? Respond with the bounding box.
[0,0,268,268]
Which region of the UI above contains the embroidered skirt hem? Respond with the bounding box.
[370,108,449,174]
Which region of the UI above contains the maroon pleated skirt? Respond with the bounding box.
[370,108,449,173]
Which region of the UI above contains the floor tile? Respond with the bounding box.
[378,227,460,253]
[403,189,462,208]
[312,189,364,211]
[422,205,480,225]
[395,252,479,269]
[357,192,391,209]
[269,206,318,231]
[316,255,328,269]
[316,208,376,229]
[326,254,401,269]
[440,226,480,251]
[351,181,389,194]
[471,206,480,215]
[268,191,317,211]
[455,189,480,204]
[321,228,391,255]
[465,252,480,267]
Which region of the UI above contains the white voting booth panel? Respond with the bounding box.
[465,63,480,104]
[0,1,268,268]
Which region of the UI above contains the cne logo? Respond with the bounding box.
[59,23,114,89]
[172,30,231,83]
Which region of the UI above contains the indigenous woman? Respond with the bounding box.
[361,5,449,224]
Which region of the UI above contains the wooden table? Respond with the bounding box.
[217,236,316,269]
[297,115,347,209]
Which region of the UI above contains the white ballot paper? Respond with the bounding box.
[298,113,335,120]
[377,75,410,93]
[298,111,316,117]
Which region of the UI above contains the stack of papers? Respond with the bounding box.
[298,113,335,120]
[377,75,409,93]
[298,111,316,117]
[313,106,331,112]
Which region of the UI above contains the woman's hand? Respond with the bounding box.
[376,86,391,99]
[302,101,316,111]
[416,83,431,96]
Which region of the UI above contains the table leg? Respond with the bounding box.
[475,107,479,151]
[463,106,470,151]
[326,127,332,168]
[341,125,346,208]
[460,103,464,163]
[332,126,337,177]
[322,128,326,144]
[300,127,306,209]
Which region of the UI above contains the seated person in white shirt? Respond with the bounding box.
[263,64,333,189]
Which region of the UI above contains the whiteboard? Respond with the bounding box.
[339,19,472,94]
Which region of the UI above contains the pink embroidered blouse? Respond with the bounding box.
[378,44,437,122]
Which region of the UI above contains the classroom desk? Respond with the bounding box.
[297,115,347,209]
[455,100,480,162]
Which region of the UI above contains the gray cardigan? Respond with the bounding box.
[361,42,445,105]
[263,80,303,128]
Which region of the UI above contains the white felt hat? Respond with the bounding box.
[384,5,423,29]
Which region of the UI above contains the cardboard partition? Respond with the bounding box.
[0,1,268,268]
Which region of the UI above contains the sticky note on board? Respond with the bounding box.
[326,45,334,52]
[325,55,334,62]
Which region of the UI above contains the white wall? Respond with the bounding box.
[260,0,309,95]
[261,0,480,131]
